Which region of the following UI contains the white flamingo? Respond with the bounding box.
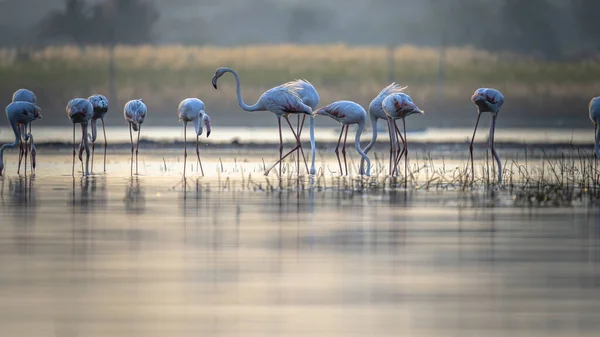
[314,100,370,176]
[469,88,505,184]
[360,83,408,175]
[178,98,212,177]
[382,93,424,186]
[12,88,38,174]
[124,99,147,175]
[87,94,109,173]
[0,102,42,176]
[211,67,315,176]
[66,98,93,177]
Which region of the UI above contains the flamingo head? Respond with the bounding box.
[202,113,211,137]
[212,67,229,89]
[472,88,503,114]
[32,104,42,120]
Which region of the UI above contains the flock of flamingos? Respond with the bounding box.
[3,66,599,185]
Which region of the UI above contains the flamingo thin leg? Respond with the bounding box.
[129,123,134,176]
[196,134,204,176]
[72,124,76,177]
[102,118,107,172]
[469,113,481,184]
[489,115,502,183]
[342,124,349,176]
[403,118,408,188]
[136,125,141,175]
[334,125,345,175]
[24,125,28,176]
[392,120,406,175]
[284,116,309,174]
[183,122,187,178]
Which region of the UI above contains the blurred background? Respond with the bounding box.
[0,0,599,129]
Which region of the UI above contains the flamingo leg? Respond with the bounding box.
[386,118,394,175]
[17,124,24,175]
[296,114,308,173]
[72,124,76,177]
[129,123,134,176]
[91,126,95,174]
[595,123,598,182]
[392,120,406,175]
[403,118,408,188]
[387,116,398,177]
[277,116,283,176]
[196,133,204,176]
[334,124,345,175]
[29,123,33,173]
[24,125,28,177]
[136,125,141,175]
[102,118,107,172]
[469,113,481,184]
[489,114,502,183]
[183,122,187,178]
[81,123,90,176]
[284,116,309,174]
[296,114,300,174]
[342,124,349,176]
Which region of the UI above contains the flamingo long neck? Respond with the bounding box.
[0,117,21,173]
[364,114,378,155]
[194,116,202,136]
[88,118,98,143]
[227,69,263,112]
[355,122,370,176]
[595,123,600,160]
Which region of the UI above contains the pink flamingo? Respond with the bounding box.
[0,102,42,176]
[178,98,212,177]
[124,99,147,176]
[314,100,370,176]
[12,88,38,174]
[67,98,93,176]
[87,94,109,173]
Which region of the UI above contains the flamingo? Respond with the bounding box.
[12,88,38,174]
[314,100,370,176]
[0,102,42,176]
[66,98,93,177]
[360,83,408,176]
[124,99,147,175]
[469,88,505,184]
[178,98,212,177]
[87,94,109,173]
[211,67,315,176]
[382,93,424,186]
[589,97,600,178]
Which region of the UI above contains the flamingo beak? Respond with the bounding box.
[212,76,218,89]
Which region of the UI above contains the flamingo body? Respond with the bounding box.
[361,83,408,174]
[12,89,37,104]
[124,99,147,175]
[469,88,505,184]
[315,100,370,176]
[212,67,314,176]
[178,98,212,177]
[589,97,600,159]
[382,93,424,185]
[0,102,42,175]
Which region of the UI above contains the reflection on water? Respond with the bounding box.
[0,176,600,336]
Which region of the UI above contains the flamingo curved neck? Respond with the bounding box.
[89,119,98,143]
[355,122,370,176]
[0,117,21,173]
[225,68,263,112]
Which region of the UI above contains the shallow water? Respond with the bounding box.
[1,154,600,337]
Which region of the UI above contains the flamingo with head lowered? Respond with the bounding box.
[360,83,408,176]
[382,93,424,186]
[211,67,315,176]
[124,99,147,176]
[12,88,38,175]
[67,98,93,177]
[178,98,212,177]
[87,94,109,173]
[0,101,42,176]
[469,88,504,184]
[314,100,370,176]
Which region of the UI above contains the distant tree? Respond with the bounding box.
[91,0,160,45]
[37,0,90,46]
[286,5,328,43]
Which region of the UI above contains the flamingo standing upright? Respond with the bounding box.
[360,83,408,175]
[0,102,42,176]
[87,94,109,173]
[66,98,93,177]
[178,98,212,177]
[382,93,424,187]
[469,88,505,184]
[124,99,147,175]
[589,97,600,177]
[211,67,315,176]
[12,88,38,174]
[314,100,370,176]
